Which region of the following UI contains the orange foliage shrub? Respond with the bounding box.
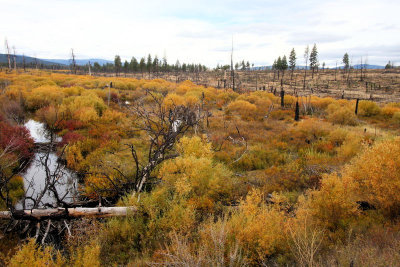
[326,102,358,125]
[228,189,288,263]
[297,173,359,233]
[159,136,233,212]
[345,138,400,217]
[226,100,257,120]
[25,85,65,110]
[358,100,381,117]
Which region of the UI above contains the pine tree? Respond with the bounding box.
[146,54,152,77]
[309,44,318,78]
[114,55,122,77]
[289,48,296,80]
[343,53,349,70]
[130,57,138,72]
[162,56,168,72]
[139,57,146,78]
[153,55,159,76]
[281,55,288,78]
[281,56,288,71]
[123,60,129,75]
[276,56,282,80]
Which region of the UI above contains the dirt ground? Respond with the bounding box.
[89,68,400,103]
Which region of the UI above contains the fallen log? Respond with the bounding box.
[0,207,137,220]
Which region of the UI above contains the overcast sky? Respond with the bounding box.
[1,0,399,67]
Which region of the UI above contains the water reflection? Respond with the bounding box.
[18,120,78,209]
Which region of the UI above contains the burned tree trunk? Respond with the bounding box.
[355,98,360,115]
[295,101,300,121]
[280,80,285,107]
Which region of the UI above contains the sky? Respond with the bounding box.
[0,0,399,67]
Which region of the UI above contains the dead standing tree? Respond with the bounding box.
[4,39,12,71]
[71,48,77,74]
[131,93,198,193]
[124,91,200,193]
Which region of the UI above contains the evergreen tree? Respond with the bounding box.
[175,60,181,71]
[146,54,152,76]
[123,60,129,75]
[153,55,159,74]
[114,55,122,76]
[93,62,101,72]
[281,55,288,71]
[309,43,319,78]
[276,56,282,80]
[139,57,146,77]
[130,57,139,72]
[385,61,393,69]
[343,53,350,70]
[162,56,168,72]
[281,55,288,79]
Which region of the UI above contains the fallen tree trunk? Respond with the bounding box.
[0,207,137,220]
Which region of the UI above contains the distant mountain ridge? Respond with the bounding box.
[0,54,65,66]
[0,54,113,66]
[45,58,113,66]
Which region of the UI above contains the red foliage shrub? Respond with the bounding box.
[0,115,34,160]
[59,131,85,147]
[57,119,84,131]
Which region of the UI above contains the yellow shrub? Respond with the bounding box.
[345,138,400,217]
[327,103,358,125]
[163,93,185,109]
[310,96,335,110]
[25,85,65,110]
[71,241,101,267]
[76,107,99,123]
[358,101,381,117]
[226,100,257,120]
[228,189,287,263]
[9,239,65,267]
[62,86,84,96]
[392,112,400,124]
[297,173,359,233]
[159,136,233,212]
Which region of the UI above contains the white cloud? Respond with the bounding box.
[0,0,399,67]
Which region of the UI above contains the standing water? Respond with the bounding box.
[18,120,78,209]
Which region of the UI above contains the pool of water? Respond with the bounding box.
[18,120,78,209]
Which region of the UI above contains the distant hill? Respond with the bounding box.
[0,54,113,67]
[45,58,113,66]
[0,54,66,66]
[352,64,385,70]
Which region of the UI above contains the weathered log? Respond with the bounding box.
[0,207,136,220]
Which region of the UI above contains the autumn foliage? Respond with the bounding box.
[1,70,400,265]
